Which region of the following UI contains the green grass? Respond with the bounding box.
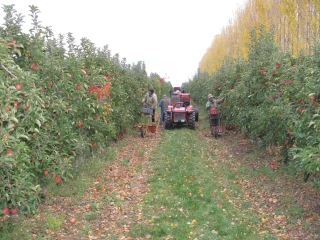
[46,146,117,199]
[129,128,266,239]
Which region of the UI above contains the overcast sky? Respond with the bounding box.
[1,0,246,87]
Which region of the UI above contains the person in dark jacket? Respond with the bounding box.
[158,95,170,126]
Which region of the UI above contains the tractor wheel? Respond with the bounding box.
[164,113,173,129]
[214,128,218,139]
[141,127,146,138]
[194,108,199,122]
[188,112,195,129]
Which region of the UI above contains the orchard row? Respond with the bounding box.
[0,5,171,215]
[185,28,320,181]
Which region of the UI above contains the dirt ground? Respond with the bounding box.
[206,129,320,240]
[16,122,320,239]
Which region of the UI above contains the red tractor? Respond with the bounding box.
[164,93,198,129]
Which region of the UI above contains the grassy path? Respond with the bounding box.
[1,110,319,239]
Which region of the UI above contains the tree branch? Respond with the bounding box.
[0,63,16,78]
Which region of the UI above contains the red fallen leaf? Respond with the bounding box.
[22,104,30,110]
[10,207,18,215]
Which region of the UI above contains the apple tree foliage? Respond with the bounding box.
[185,26,320,183]
[0,5,170,213]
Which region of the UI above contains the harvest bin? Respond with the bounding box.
[147,125,157,133]
[141,107,153,114]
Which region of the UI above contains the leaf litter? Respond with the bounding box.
[8,121,320,239]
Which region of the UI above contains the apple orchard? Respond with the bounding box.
[0,5,170,214]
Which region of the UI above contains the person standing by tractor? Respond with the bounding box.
[142,88,158,123]
[206,94,225,126]
[158,94,170,126]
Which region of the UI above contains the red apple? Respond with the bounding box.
[2,207,9,215]
[55,176,62,183]
[13,101,18,109]
[43,170,49,176]
[70,217,76,224]
[15,83,21,90]
[105,73,110,79]
[52,173,57,180]
[6,150,12,155]
[75,84,81,90]
[77,121,83,128]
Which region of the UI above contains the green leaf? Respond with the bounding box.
[308,121,315,128]
[9,117,19,123]
[17,134,30,141]
[35,119,41,127]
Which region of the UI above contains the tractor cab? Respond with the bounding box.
[164,92,198,129]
